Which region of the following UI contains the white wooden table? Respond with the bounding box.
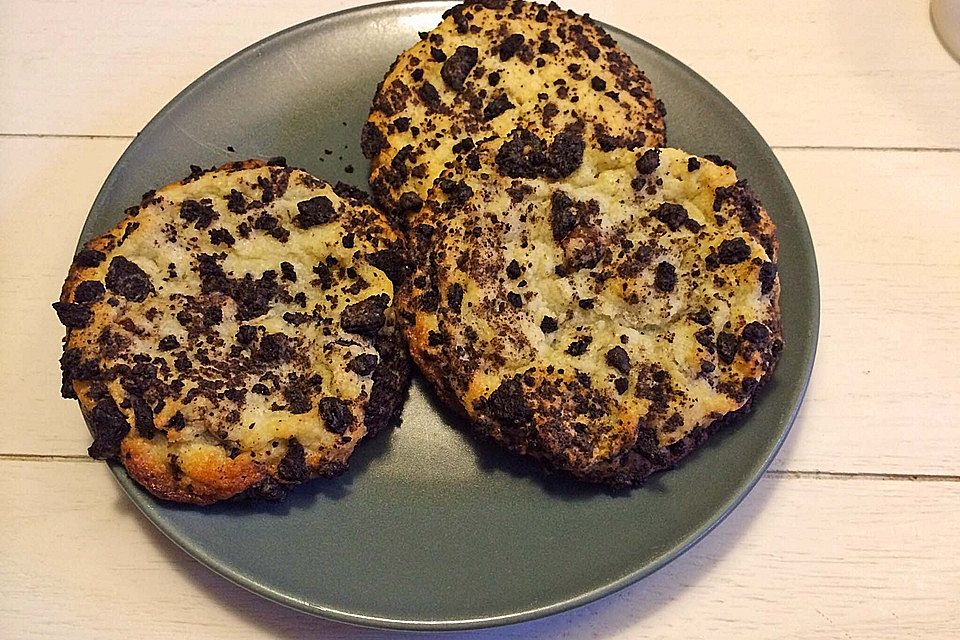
[2,1,959,637]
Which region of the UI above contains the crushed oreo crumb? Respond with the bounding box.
[485,377,533,425]
[319,397,354,434]
[86,397,130,460]
[566,336,592,356]
[105,256,153,302]
[653,203,689,232]
[717,238,751,264]
[73,280,105,304]
[605,346,632,375]
[347,353,379,376]
[654,261,677,292]
[540,316,558,333]
[483,93,515,121]
[277,437,310,481]
[295,195,337,228]
[340,294,389,336]
[498,33,525,61]
[361,122,388,159]
[75,248,106,267]
[447,283,464,313]
[759,262,778,294]
[52,301,92,328]
[440,45,478,91]
[742,321,770,344]
[716,332,739,364]
[635,148,660,175]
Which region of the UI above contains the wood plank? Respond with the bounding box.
[0,0,382,138]
[1,460,957,638]
[0,136,130,455]
[4,136,958,475]
[2,0,959,148]
[768,148,960,475]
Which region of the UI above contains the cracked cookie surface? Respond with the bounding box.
[55,160,410,504]
[398,145,782,485]
[363,0,666,224]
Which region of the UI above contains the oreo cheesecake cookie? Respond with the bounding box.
[363,0,666,224]
[55,160,410,504]
[398,144,782,485]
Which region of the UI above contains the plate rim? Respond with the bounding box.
[84,0,821,630]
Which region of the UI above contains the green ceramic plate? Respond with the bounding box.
[79,1,818,630]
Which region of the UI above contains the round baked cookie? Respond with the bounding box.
[398,145,782,486]
[362,0,666,223]
[55,160,411,504]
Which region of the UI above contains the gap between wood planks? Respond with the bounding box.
[1,132,960,154]
[1,452,957,482]
[0,132,136,140]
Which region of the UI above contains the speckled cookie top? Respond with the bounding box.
[55,160,410,504]
[363,0,666,223]
[398,145,781,485]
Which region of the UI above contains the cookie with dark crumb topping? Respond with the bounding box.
[363,0,666,224]
[55,160,410,504]
[397,145,781,486]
